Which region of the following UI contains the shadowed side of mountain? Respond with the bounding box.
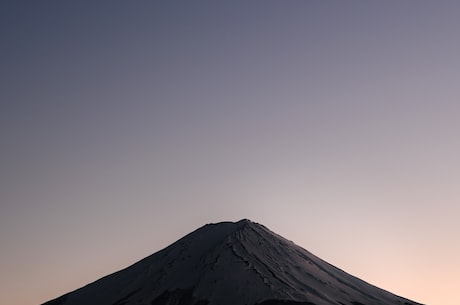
[256,300,317,305]
[150,289,209,305]
[41,220,255,305]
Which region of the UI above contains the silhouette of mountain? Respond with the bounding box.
[42,219,423,305]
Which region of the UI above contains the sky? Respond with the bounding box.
[1,1,459,305]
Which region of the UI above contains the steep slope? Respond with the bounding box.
[42,219,424,305]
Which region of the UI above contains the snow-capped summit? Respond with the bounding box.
[43,219,423,305]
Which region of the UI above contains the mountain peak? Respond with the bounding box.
[43,220,423,305]
[204,218,256,229]
[189,219,264,246]
[236,218,253,224]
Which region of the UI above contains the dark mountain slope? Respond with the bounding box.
[43,219,423,305]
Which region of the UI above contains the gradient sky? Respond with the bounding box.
[1,1,459,305]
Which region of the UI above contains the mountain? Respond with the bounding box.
[42,219,423,305]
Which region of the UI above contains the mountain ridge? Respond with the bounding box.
[42,219,424,305]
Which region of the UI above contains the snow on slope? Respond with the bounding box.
[42,219,424,305]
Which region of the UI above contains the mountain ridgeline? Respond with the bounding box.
[42,219,424,305]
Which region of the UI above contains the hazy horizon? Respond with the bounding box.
[1,1,459,305]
